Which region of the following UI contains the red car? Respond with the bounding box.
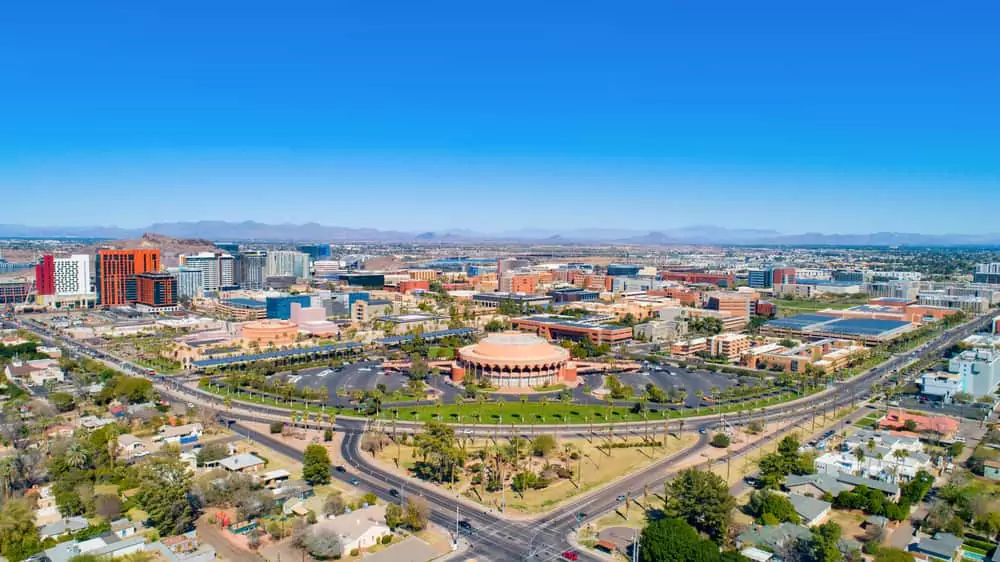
[561,551,579,561]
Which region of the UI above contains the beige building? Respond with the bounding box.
[746,338,865,373]
[709,333,751,361]
[671,337,708,358]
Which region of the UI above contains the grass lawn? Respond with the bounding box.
[776,297,870,317]
[379,392,801,425]
[374,433,697,514]
[854,413,880,428]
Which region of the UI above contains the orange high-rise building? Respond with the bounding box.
[96,249,161,306]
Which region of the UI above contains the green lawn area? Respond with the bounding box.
[380,391,800,425]
[201,380,814,425]
[854,413,880,428]
[776,296,870,316]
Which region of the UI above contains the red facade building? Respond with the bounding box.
[96,249,161,306]
[35,255,55,296]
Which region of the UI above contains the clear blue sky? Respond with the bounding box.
[2,1,998,234]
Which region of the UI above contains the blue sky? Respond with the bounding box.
[2,1,998,234]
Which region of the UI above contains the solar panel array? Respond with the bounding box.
[821,318,910,336]
[377,327,474,345]
[765,313,910,338]
[765,314,839,330]
[193,342,362,367]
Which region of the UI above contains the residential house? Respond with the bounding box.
[258,469,291,488]
[44,425,74,440]
[38,516,89,540]
[117,434,149,460]
[736,522,811,553]
[32,484,61,526]
[215,452,266,473]
[155,423,203,444]
[784,473,852,498]
[44,535,147,562]
[110,518,138,539]
[814,429,933,483]
[358,536,439,562]
[788,494,831,527]
[911,532,963,561]
[315,504,391,554]
[4,358,64,387]
[78,415,117,430]
[151,531,217,562]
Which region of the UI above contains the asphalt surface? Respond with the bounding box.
[9,310,998,561]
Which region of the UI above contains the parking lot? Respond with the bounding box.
[581,365,764,407]
[285,360,409,396]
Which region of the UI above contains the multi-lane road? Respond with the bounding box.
[8,311,997,561]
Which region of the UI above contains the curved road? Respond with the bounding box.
[9,312,997,561]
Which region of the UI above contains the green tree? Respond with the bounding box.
[196,442,229,466]
[639,518,720,562]
[746,490,801,524]
[135,457,195,536]
[798,521,843,562]
[49,392,76,412]
[403,497,429,531]
[0,498,42,561]
[710,433,731,448]
[664,468,735,541]
[531,434,557,458]
[303,444,332,485]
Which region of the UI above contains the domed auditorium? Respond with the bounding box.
[451,331,577,389]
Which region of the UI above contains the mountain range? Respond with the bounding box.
[2,221,1000,246]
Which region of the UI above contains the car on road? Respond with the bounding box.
[349,477,360,486]
[389,488,400,497]
[561,551,580,560]
[458,520,474,532]
[699,427,707,434]
[335,465,346,472]
[616,495,627,502]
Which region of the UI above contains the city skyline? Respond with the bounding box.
[4,1,999,232]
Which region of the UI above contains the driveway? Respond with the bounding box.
[196,514,264,562]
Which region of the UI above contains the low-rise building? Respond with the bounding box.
[151,531,217,562]
[670,337,707,358]
[155,423,203,444]
[709,333,750,361]
[747,338,865,373]
[38,516,89,540]
[911,532,963,562]
[377,313,448,335]
[788,494,831,527]
[315,504,391,555]
[117,434,150,460]
[633,319,687,343]
[215,452,266,473]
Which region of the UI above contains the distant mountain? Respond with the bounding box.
[3,221,1000,246]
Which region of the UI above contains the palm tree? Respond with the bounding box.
[65,442,89,470]
[853,447,866,477]
[0,458,15,498]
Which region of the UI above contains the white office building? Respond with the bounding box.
[179,252,235,292]
[266,251,310,279]
[53,254,92,297]
[168,267,205,300]
[948,349,1000,398]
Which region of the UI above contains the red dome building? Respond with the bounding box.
[451,331,577,389]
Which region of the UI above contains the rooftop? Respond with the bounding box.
[217,453,266,471]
